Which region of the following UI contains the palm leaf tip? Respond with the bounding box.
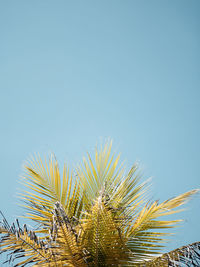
[0,212,53,266]
[144,241,200,266]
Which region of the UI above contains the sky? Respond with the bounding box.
[0,0,200,260]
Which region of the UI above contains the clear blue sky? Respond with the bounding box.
[0,0,199,257]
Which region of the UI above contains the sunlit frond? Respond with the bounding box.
[81,194,130,266]
[0,142,199,266]
[20,155,84,229]
[126,190,198,262]
[76,142,123,203]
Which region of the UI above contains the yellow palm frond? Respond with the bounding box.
[81,196,127,265]
[76,142,123,203]
[125,190,198,262]
[139,241,200,266]
[0,213,55,266]
[20,155,84,228]
[0,142,199,266]
[51,202,88,267]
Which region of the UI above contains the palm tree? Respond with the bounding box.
[0,143,199,266]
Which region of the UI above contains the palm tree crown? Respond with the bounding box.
[0,143,199,266]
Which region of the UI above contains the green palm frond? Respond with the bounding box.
[0,142,199,266]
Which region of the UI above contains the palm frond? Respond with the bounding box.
[0,142,199,266]
[126,190,198,262]
[76,142,123,203]
[81,195,130,266]
[51,202,88,267]
[20,155,84,230]
[0,212,55,266]
[141,241,200,266]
